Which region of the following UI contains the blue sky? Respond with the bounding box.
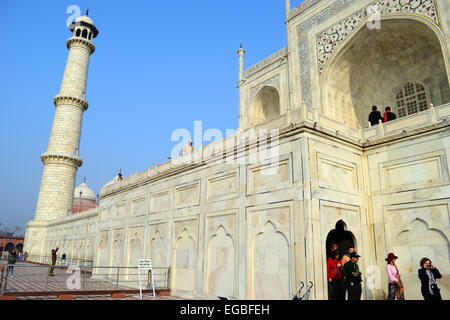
[0,0,305,233]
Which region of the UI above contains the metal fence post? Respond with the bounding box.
[46,265,50,290]
[116,267,120,288]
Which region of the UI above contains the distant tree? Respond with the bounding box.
[0,223,22,236]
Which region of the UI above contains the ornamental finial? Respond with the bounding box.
[86,8,89,16]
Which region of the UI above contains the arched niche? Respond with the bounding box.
[393,218,449,300]
[321,17,449,129]
[251,221,290,300]
[206,226,235,297]
[325,220,356,258]
[249,86,280,127]
[172,230,196,292]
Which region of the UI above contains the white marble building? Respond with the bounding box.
[25,0,450,300]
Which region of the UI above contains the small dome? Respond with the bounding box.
[75,15,94,25]
[74,182,96,201]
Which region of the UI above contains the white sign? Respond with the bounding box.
[138,259,152,270]
[137,258,156,299]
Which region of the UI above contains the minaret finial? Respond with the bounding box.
[240,43,243,49]
[83,176,86,183]
[86,8,89,16]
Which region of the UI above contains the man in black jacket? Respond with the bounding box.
[418,258,442,300]
[7,249,17,277]
[384,106,397,122]
[368,106,383,126]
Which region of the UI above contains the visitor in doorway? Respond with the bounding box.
[383,106,396,122]
[7,249,17,277]
[61,253,67,265]
[329,243,338,258]
[368,106,383,126]
[342,252,362,300]
[341,247,354,266]
[327,251,343,300]
[49,247,59,276]
[418,258,442,300]
[386,253,404,300]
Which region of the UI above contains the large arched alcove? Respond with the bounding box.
[249,86,280,127]
[321,18,449,129]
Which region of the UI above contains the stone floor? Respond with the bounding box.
[1,263,184,300]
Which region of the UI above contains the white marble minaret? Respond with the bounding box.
[34,11,99,221]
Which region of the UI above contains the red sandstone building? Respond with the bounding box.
[0,235,24,253]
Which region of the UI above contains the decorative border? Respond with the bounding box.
[243,47,287,79]
[288,0,323,21]
[66,37,96,54]
[53,94,89,111]
[297,0,355,109]
[249,74,281,99]
[316,0,440,75]
[40,152,83,168]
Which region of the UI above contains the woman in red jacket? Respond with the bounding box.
[327,251,343,300]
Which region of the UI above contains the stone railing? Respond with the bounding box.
[361,103,449,140]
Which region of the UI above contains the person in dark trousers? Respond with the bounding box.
[418,257,442,300]
[342,252,362,300]
[327,251,343,300]
[7,249,17,277]
[49,247,59,276]
[368,106,383,126]
[385,253,404,300]
[383,106,397,122]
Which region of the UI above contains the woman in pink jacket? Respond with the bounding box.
[385,253,404,300]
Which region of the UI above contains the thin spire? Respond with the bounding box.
[240,43,243,49]
[83,176,86,183]
[86,8,89,16]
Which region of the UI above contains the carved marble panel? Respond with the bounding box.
[174,181,200,209]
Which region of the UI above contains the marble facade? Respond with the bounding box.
[25,0,450,300]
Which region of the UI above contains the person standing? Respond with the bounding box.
[327,251,343,300]
[368,106,383,126]
[383,106,397,122]
[7,249,17,277]
[341,247,354,266]
[23,251,28,262]
[49,247,59,276]
[342,252,362,300]
[385,253,404,300]
[61,253,67,266]
[418,258,442,300]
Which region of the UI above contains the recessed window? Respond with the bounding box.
[395,82,429,118]
[82,29,88,39]
[75,29,81,37]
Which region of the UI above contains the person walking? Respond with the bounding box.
[342,252,362,300]
[327,251,343,300]
[385,253,404,300]
[368,106,383,126]
[49,247,59,276]
[383,106,397,122]
[7,249,17,277]
[418,258,442,300]
[61,253,66,266]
